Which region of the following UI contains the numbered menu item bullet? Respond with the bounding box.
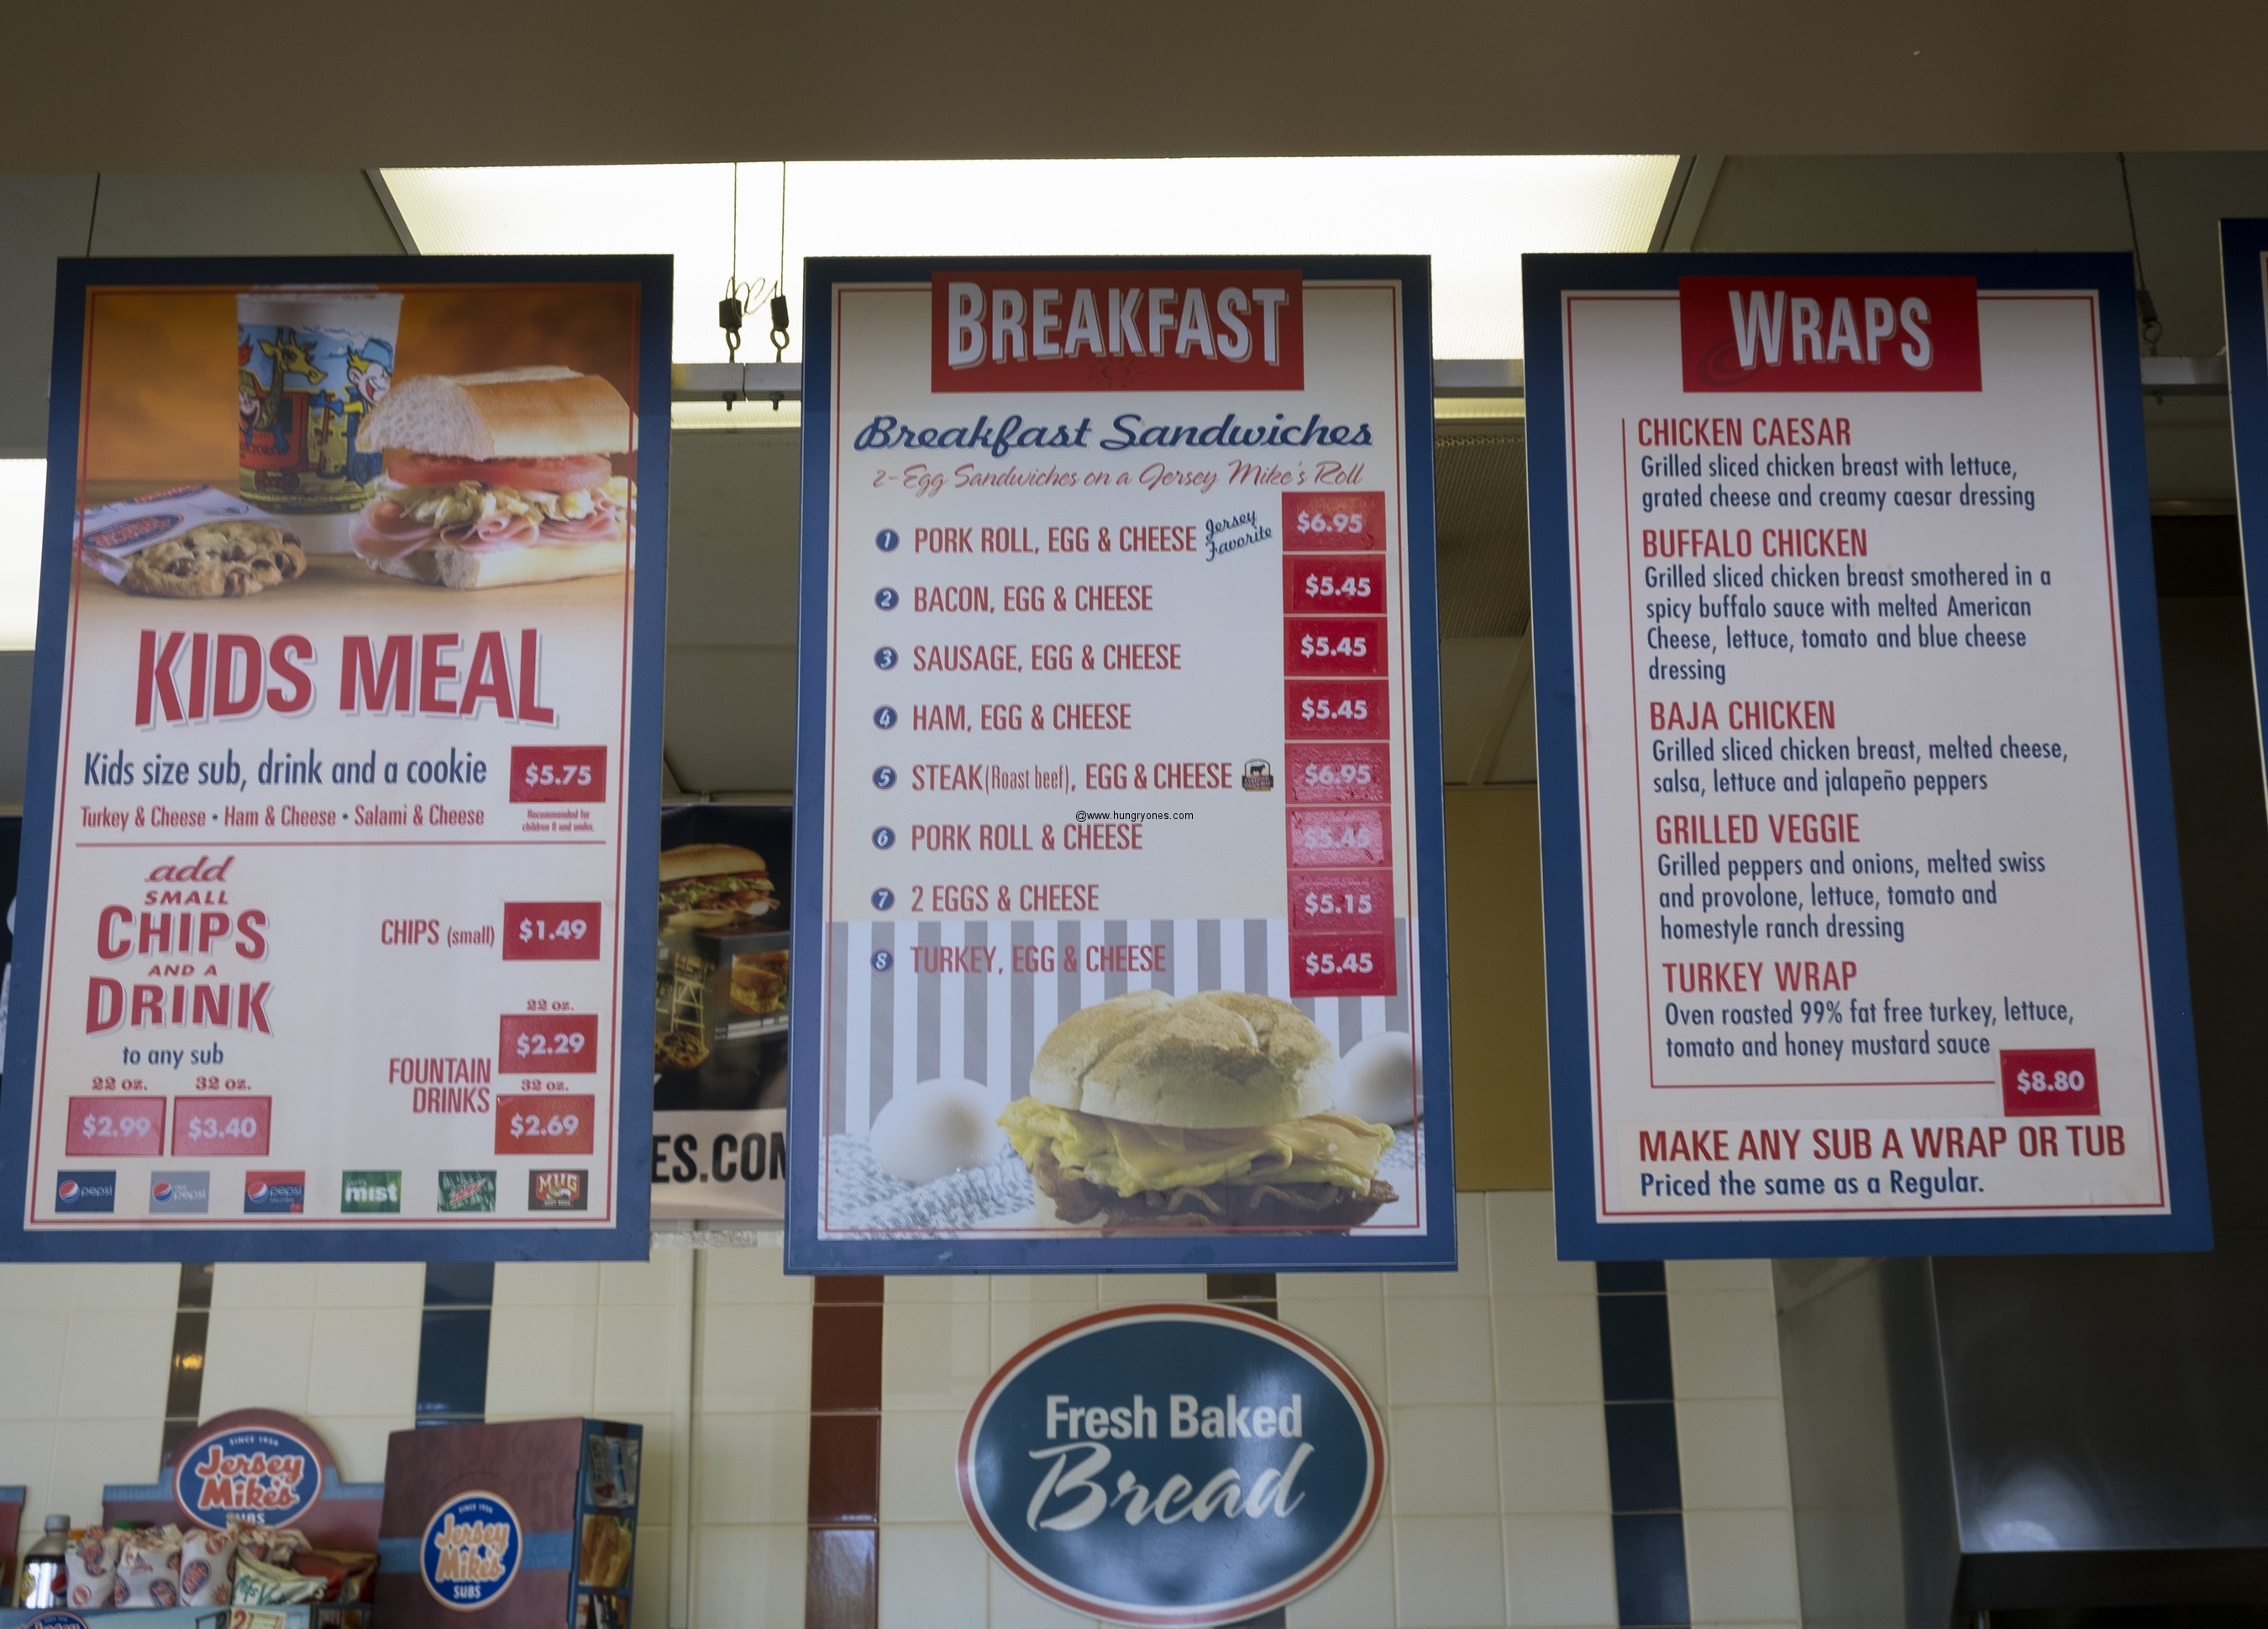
[876,528,900,552]
[874,706,898,729]
[873,765,896,789]
[872,827,895,849]
[874,646,898,670]
[871,888,895,910]
[875,586,899,610]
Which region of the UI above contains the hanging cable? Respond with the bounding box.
[769,160,791,365]
[2118,152,2164,355]
[85,173,102,256]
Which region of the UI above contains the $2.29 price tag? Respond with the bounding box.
[499,1012,601,1075]
[502,901,603,962]
[494,1092,596,1154]
[66,1096,166,1157]
[510,744,609,804]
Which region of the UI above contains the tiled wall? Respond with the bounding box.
[0,1200,1799,1629]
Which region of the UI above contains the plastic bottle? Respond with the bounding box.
[18,1514,68,1609]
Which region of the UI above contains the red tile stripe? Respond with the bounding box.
[807,1277,883,1629]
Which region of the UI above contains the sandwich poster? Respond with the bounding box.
[1525,252,2208,1259]
[787,256,1455,1272]
[0,255,672,1260]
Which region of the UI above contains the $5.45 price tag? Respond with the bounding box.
[494,1092,596,1154]
[502,901,603,962]
[510,744,609,804]
[499,1012,601,1075]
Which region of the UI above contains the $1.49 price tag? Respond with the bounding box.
[494,1092,596,1154]
[499,1012,601,1075]
[502,901,603,962]
[510,744,609,804]
[66,1096,165,1157]
[172,1096,273,1157]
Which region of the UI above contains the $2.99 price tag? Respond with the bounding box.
[510,744,608,804]
[172,1096,273,1157]
[66,1096,165,1157]
[503,901,603,962]
[494,1092,596,1154]
[499,1012,601,1075]
[2000,1048,2100,1117]
[1282,490,1386,552]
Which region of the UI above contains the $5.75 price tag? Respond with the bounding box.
[510,744,609,804]
[494,1092,596,1154]
[499,1012,601,1075]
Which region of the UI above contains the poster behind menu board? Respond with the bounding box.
[0,255,671,1261]
[1525,252,2209,1259]
[786,257,1454,1272]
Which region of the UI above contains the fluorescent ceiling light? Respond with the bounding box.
[0,460,45,649]
[385,157,1676,365]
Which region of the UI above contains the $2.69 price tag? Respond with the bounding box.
[510,744,609,804]
[502,901,603,962]
[498,1012,601,1075]
[66,1096,165,1157]
[494,1092,596,1154]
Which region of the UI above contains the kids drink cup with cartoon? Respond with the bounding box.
[237,288,402,551]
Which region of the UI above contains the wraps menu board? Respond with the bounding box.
[1526,253,2209,1259]
[788,256,1452,1272]
[0,255,671,1260]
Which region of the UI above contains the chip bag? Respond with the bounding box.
[226,1518,310,1569]
[65,1532,118,1611]
[231,1555,324,1607]
[113,1526,185,1608]
[179,1525,236,1606]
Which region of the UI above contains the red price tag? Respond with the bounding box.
[1290,929,1398,997]
[500,1012,600,1075]
[1286,742,1390,804]
[495,1092,596,1155]
[1282,491,1385,552]
[1289,868,1394,929]
[1286,679,1389,741]
[1288,807,1389,869]
[511,744,608,804]
[503,901,603,962]
[1284,554,1386,614]
[66,1096,165,1157]
[1284,616,1389,678]
[2000,1048,2100,1117]
[171,1096,272,1157]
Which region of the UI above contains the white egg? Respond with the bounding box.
[1336,1030,1418,1125]
[869,1076,1008,1185]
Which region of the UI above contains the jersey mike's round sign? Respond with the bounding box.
[958,1304,1384,1627]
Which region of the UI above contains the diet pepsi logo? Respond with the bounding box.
[959,1305,1383,1627]
[151,1170,211,1215]
[56,1171,117,1212]
[175,1425,323,1529]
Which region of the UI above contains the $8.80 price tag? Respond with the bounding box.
[502,901,603,962]
[494,1092,596,1154]
[510,744,609,804]
[66,1095,166,1156]
[1999,1048,2100,1117]
[171,1096,272,1157]
[499,1012,601,1075]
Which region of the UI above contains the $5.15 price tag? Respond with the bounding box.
[499,1012,601,1075]
[502,901,603,962]
[66,1096,165,1157]
[494,1092,596,1154]
[510,744,609,804]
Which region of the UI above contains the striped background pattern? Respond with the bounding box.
[822,917,1414,1136]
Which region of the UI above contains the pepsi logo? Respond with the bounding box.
[153,1182,172,1201]
[60,1181,77,1200]
[248,1183,266,1200]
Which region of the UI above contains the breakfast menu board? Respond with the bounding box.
[0,255,671,1261]
[787,256,1454,1272]
[1526,253,2210,1259]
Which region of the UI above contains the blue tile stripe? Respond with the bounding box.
[1597,1262,1689,1628]
[417,1262,494,1426]
[378,1532,573,1574]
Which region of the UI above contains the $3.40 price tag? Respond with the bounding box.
[499,1012,601,1075]
[510,744,608,804]
[172,1096,274,1157]
[502,901,603,962]
[494,1092,596,1155]
[66,1095,165,1157]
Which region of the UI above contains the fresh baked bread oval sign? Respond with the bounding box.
[959,1303,1383,1626]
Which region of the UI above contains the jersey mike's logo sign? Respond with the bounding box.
[958,1304,1383,1627]
[1680,275,1982,392]
[423,1491,522,1611]
[932,271,1303,392]
[174,1423,323,1528]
